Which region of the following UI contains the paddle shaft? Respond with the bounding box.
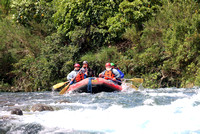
[123,78,143,83]
[70,67,85,84]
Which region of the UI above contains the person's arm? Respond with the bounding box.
[99,70,105,77]
[113,69,121,79]
[82,68,87,78]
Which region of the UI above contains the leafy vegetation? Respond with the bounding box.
[0,0,200,91]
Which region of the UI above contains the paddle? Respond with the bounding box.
[102,76,122,83]
[100,75,126,87]
[123,78,144,83]
[130,84,138,90]
[101,75,142,90]
[59,82,71,95]
[59,68,83,95]
[123,78,143,90]
[52,81,69,90]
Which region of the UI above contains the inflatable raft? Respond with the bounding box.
[66,77,122,93]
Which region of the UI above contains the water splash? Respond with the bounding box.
[0,87,200,134]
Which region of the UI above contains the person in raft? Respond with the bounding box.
[99,63,121,84]
[67,63,87,84]
[110,63,124,85]
[110,63,124,78]
[82,61,95,77]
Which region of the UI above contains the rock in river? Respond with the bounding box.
[11,108,23,115]
[31,104,54,112]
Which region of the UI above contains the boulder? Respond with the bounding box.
[31,104,54,112]
[11,108,23,115]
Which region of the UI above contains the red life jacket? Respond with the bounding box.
[104,69,115,80]
[75,73,84,82]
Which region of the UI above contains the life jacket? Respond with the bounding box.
[75,73,84,82]
[104,69,115,80]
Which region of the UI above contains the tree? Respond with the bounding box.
[53,0,123,54]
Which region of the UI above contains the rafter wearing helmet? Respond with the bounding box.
[82,61,95,77]
[67,63,86,84]
[99,62,121,85]
[110,63,124,79]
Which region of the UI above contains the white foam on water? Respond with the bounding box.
[2,88,200,134]
[143,99,154,105]
[17,90,200,134]
[147,92,188,97]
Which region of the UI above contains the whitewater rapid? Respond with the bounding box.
[1,87,200,134]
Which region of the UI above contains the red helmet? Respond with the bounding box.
[105,63,111,67]
[74,63,80,67]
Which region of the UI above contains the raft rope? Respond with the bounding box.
[87,77,95,93]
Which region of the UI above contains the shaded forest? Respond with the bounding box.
[0,0,200,92]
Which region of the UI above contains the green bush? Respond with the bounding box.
[81,46,123,75]
[122,0,200,88]
[13,33,79,91]
[0,19,44,91]
[1,0,200,91]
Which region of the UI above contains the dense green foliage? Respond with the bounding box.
[0,0,11,16]
[0,0,200,91]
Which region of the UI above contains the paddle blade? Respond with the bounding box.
[59,84,70,95]
[130,78,144,83]
[131,84,138,90]
[52,82,68,90]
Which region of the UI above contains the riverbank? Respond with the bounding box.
[1,1,200,91]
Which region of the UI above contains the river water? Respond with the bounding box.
[0,86,200,134]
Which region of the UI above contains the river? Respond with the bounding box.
[0,86,200,134]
